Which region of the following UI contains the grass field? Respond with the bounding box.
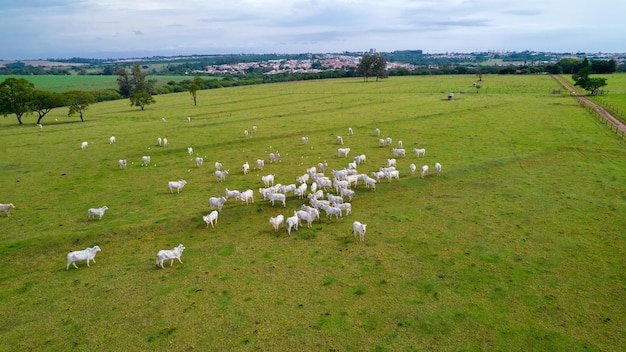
[2,74,192,93]
[0,75,625,351]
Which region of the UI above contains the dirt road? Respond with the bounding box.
[552,75,626,134]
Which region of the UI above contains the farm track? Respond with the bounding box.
[552,75,626,134]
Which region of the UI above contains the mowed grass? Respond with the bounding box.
[1,75,625,351]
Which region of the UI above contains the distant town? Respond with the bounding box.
[1,50,625,76]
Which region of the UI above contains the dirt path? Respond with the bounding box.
[552,75,626,134]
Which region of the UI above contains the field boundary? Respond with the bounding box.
[553,74,626,138]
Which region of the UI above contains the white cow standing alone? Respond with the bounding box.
[67,245,101,270]
[353,221,367,242]
[87,206,109,220]
[156,244,185,269]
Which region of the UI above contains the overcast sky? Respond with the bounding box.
[1,0,624,60]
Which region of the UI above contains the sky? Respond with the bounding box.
[1,0,624,60]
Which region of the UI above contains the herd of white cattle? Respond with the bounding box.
[4,124,443,270]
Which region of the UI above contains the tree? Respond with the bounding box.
[116,68,133,98]
[65,90,96,122]
[130,92,156,111]
[29,90,64,124]
[357,53,387,82]
[573,67,607,96]
[189,76,204,106]
[0,78,35,124]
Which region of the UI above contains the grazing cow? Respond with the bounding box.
[420,165,429,178]
[118,159,127,169]
[256,159,265,170]
[196,157,204,167]
[67,245,101,270]
[81,141,89,150]
[142,155,151,166]
[109,136,116,144]
[168,180,187,193]
[435,162,442,176]
[202,211,219,228]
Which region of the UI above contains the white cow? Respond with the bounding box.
[118,159,127,169]
[392,148,406,157]
[157,137,162,146]
[0,203,15,216]
[387,158,397,168]
[337,148,351,157]
[215,161,223,170]
[252,125,257,133]
[142,155,151,166]
[256,159,265,170]
[269,214,285,232]
[286,212,299,236]
[87,206,108,220]
[375,128,380,137]
[225,188,241,201]
[348,127,353,136]
[196,157,204,167]
[262,174,275,187]
[187,147,193,156]
[67,245,101,270]
[268,193,286,207]
[215,170,229,182]
[269,153,281,163]
[163,138,168,147]
[202,211,219,228]
[337,136,344,145]
[156,244,185,269]
[109,136,116,144]
[238,189,255,205]
[421,165,429,178]
[353,221,367,242]
[413,148,426,158]
[242,161,250,175]
[168,180,187,193]
[244,130,249,137]
[209,196,227,211]
[435,162,442,176]
[81,141,88,150]
[409,163,416,176]
[302,136,309,144]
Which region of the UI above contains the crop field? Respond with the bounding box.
[0,75,625,351]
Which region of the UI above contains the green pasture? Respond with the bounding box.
[0,75,625,351]
[2,74,191,93]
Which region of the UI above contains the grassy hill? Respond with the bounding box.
[0,75,624,351]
